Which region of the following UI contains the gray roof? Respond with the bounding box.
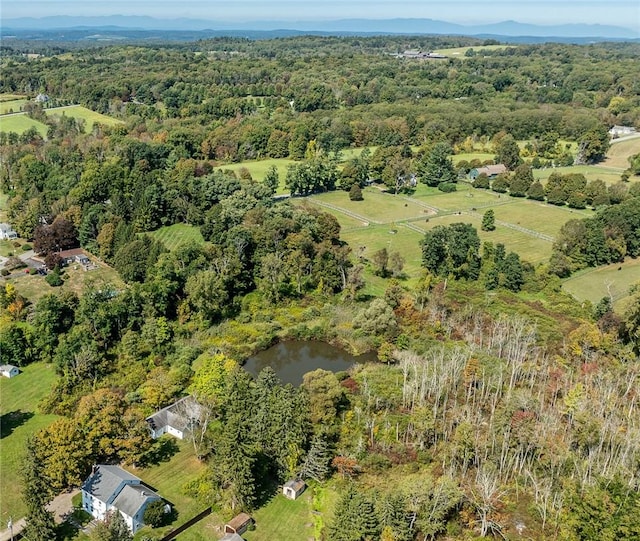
[284,479,306,492]
[0,364,18,372]
[221,534,245,541]
[146,396,202,433]
[112,484,160,518]
[0,223,14,231]
[82,465,141,504]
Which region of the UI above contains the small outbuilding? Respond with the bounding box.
[145,395,203,440]
[282,479,306,500]
[0,223,18,240]
[0,364,20,378]
[224,513,253,535]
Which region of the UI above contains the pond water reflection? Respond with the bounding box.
[243,340,377,385]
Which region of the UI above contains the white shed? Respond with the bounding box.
[0,364,20,378]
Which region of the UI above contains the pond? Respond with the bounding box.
[243,340,377,385]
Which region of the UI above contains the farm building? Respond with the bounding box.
[0,364,20,378]
[469,164,508,180]
[0,223,18,240]
[81,465,166,534]
[145,395,204,440]
[224,513,253,535]
[282,479,306,500]
[609,125,636,138]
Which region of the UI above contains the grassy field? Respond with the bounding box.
[8,260,124,304]
[0,99,28,114]
[0,94,28,101]
[150,224,204,251]
[603,136,640,170]
[533,164,623,185]
[216,158,296,194]
[562,257,640,311]
[0,113,49,137]
[133,441,221,541]
[0,363,59,519]
[433,44,516,57]
[44,105,123,131]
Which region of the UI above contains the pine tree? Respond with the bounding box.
[22,437,58,541]
[418,142,457,187]
[481,209,496,231]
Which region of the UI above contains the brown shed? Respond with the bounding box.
[224,513,253,535]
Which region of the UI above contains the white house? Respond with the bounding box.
[81,465,164,534]
[282,479,306,500]
[609,125,637,138]
[0,223,18,240]
[0,364,20,378]
[145,396,203,440]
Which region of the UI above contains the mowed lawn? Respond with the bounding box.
[244,491,315,541]
[0,113,49,137]
[0,363,59,519]
[45,105,123,131]
[562,257,640,311]
[134,441,221,541]
[433,44,516,57]
[150,224,204,250]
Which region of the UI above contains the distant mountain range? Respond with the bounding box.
[0,15,640,43]
[2,16,638,40]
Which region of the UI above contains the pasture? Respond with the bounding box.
[562,257,640,311]
[533,164,623,185]
[0,99,28,115]
[0,113,48,137]
[44,105,123,131]
[603,136,640,170]
[150,223,204,250]
[0,363,59,519]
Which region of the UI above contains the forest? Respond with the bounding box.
[0,34,639,541]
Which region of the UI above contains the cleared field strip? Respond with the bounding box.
[307,198,381,224]
[562,258,640,310]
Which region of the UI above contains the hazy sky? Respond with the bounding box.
[4,0,640,30]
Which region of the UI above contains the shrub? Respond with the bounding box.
[437,182,457,193]
[349,184,364,201]
[0,269,9,276]
[143,500,171,528]
[45,271,63,287]
[21,243,32,251]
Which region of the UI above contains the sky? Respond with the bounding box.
[3,0,640,30]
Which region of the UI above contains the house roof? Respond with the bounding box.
[283,479,306,492]
[0,223,14,232]
[146,396,202,433]
[221,534,245,541]
[82,465,141,504]
[226,513,252,531]
[475,164,507,176]
[112,484,160,518]
[58,248,86,259]
[0,364,18,372]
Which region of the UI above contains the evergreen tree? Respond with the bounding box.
[418,142,457,187]
[263,165,280,194]
[481,209,496,231]
[22,437,58,541]
[526,180,545,201]
[508,163,534,197]
[494,134,523,170]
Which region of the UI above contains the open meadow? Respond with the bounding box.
[433,44,516,57]
[0,99,28,115]
[602,136,640,170]
[216,158,296,195]
[533,164,623,185]
[0,363,59,519]
[149,223,204,250]
[562,257,640,311]
[44,105,123,131]
[0,113,49,137]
